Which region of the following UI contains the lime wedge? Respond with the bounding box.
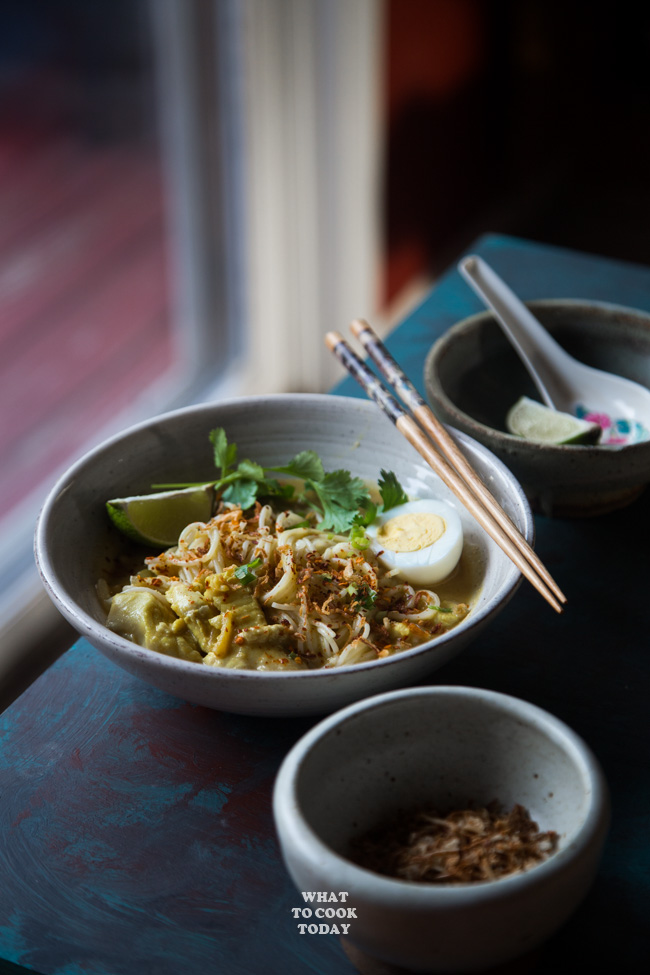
[506,396,602,445]
[106,485,215,546]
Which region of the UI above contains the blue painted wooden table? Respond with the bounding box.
[2,235,649,975]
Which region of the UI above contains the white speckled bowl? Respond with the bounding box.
[35,395,533,717]
[273,686,610,973]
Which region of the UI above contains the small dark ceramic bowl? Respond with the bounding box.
[425,300,650,516]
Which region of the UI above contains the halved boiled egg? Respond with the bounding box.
[365,498,463,587]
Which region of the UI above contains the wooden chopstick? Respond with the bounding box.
[325,329,564,614]
[350,318,566,606]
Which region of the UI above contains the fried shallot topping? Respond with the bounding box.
[349,801,558,884]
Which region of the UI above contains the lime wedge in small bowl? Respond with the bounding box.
[506,396,601,445]
[106,484,215,546]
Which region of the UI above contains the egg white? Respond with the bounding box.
[365,498,463,586]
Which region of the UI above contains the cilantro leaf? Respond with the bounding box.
[354,501,377,528]
[306,470,372,533]
[378,470,408,511]
[234,557,263,586]
[236,458,265,481]
[222,479,258,509]
[258,478,295,501]
[269,450,324,483]
[210,428,237,475]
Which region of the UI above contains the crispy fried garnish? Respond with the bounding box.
[350,802,558,884]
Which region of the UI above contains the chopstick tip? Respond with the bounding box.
[325,331,344,352]
[350,318,371,338]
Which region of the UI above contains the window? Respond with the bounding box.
[0,0,382,691]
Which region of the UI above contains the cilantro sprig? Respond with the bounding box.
[209,428,301,510]
[153,428,409,535]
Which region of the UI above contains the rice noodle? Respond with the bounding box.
[105,501,470,671]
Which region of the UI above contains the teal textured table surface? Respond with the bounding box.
[2,235,649,975]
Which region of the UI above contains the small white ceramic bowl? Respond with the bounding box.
[35,395,533,717]
[273,686,610,973]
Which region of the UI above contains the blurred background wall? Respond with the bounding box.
[1,0,649,687]
[384,0,650,302]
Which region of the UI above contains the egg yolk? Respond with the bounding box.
[376,513,446,553]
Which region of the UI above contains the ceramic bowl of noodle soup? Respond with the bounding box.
[35,395,533,717]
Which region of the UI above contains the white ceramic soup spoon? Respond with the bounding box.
[459,254,650,444]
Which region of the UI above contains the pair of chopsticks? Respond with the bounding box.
[326,320,566,613]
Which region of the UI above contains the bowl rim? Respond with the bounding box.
[424,298,650,455]
[34,393,533,682]
[273,684,610,904]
